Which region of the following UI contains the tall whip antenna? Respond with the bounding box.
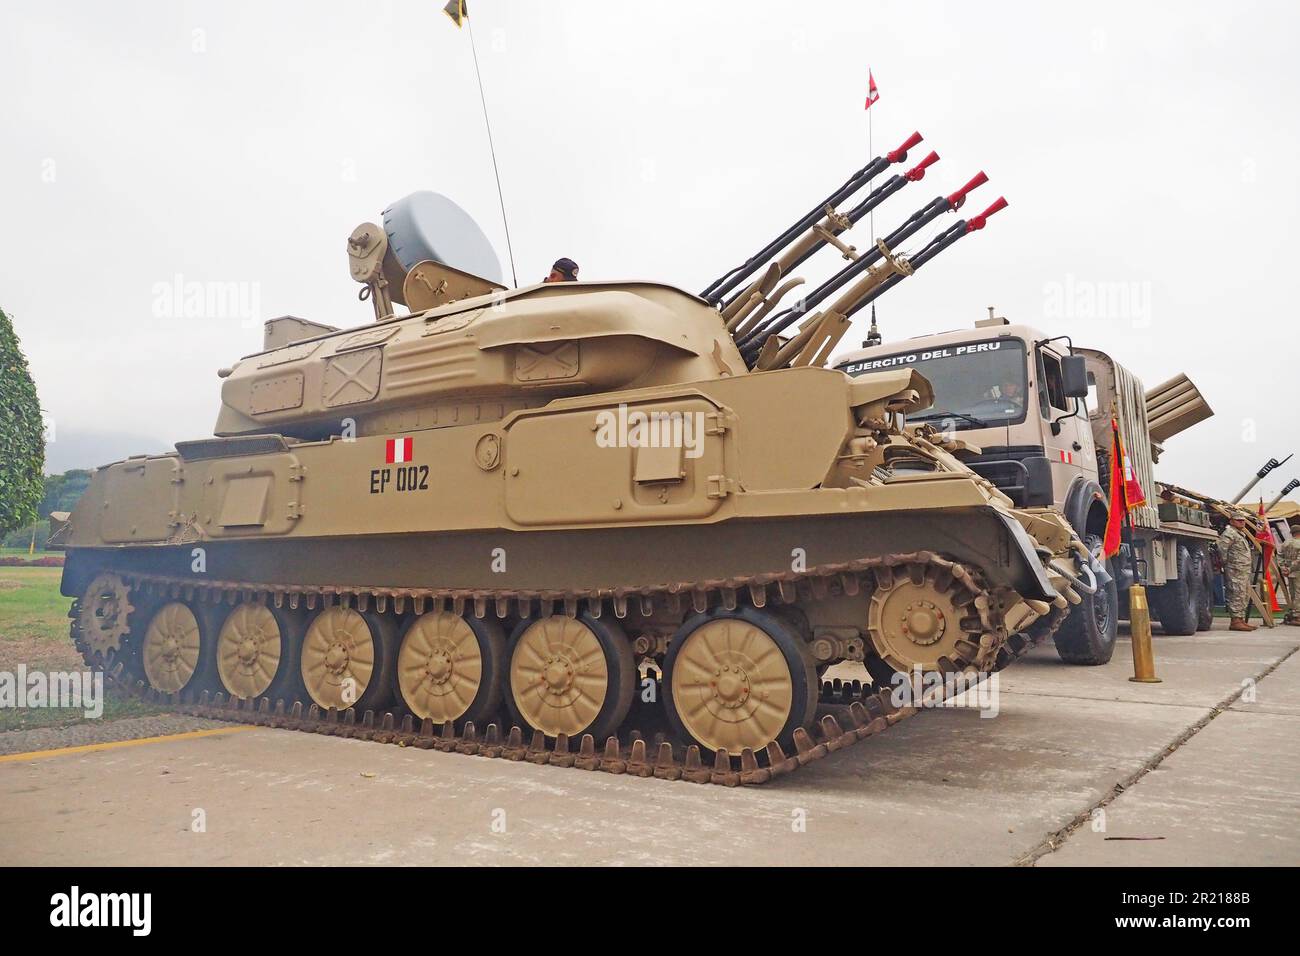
[464,10,519,288]
[867,72,876,246]
[865,69,881,347]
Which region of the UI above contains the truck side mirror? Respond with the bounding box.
[1061,355,1089,398]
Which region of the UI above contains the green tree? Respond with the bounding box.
[0,307,45,536]
[39,469,92,516]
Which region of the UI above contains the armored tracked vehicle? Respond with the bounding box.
[54,138,1096,782]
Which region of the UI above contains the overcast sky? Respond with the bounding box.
[2,0,1296,500]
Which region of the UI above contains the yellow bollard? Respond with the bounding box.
[1128,584,1161,683]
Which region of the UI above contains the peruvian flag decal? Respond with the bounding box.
[385,436,413,464]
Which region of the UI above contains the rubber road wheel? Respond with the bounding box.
[299,606,396,712]
[663,606,817,755]
[505,613,636,742]
[395,611,506,728]
[213,602,304,702]
[139,600,221,695]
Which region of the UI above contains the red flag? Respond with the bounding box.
[1102,417,1138,558]
[865,71,879,110]
[1257,500,1281,611]
[1122,448,1146,508]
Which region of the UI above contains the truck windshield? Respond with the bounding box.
[838,338,1028,431]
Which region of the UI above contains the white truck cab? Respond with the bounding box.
[835,313,1218,657]
[836,317,1094,513]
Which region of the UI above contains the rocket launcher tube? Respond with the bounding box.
[737,175,986,356]
[701,131,922,302]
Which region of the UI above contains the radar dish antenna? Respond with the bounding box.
[348,192,506,322]
[382,191,504,285]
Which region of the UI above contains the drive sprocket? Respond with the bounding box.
[74,572,135,660]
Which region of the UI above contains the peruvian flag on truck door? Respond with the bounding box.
[385,437,413,463]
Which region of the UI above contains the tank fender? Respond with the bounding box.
[993,509,1060,603]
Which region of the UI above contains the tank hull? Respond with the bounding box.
[57,362,1078,777]
[63,506,1050,598]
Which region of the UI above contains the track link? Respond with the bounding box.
[97,668,923,787]
[71,549,1048,787]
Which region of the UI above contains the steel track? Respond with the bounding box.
[71,550,1066,787]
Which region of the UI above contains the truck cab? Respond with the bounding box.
[835,316,1095,515]
[836,314,1221,648]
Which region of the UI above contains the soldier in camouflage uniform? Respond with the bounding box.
[1216,514,1257,631]
[1280,521,1300,626]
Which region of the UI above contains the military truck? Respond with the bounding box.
[834,314,1218,664]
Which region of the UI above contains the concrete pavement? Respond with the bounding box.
[1,621,1295,866]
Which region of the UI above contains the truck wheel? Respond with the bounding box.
[1151,545,1198,636]
[1195,550,1214,631]
[1054,533,1118,665]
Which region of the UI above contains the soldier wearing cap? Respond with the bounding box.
[544,258,579,283]
[1216,514,1257,631]
[1280,521,1300,626]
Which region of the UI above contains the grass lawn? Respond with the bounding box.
[0,566,165,732]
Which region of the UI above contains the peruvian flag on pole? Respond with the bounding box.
[865,70,879,110]
[1257,500,1281,612]
[385,436,414,464]
[1102,417,1144,558]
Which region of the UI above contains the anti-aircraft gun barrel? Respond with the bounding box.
[752,197,1007,372]
[1266,478,1300,513]
[1232,455,1294,504]
[838,196,1009,319]
[727,150,941,306]
[700,131,923,303]
[720,150,940,332]
[737,171,988,360]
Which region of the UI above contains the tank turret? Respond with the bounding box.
[217,280,744,439]
[218,192,745,439]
